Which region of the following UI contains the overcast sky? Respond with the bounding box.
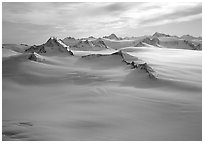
[2,2,202,45]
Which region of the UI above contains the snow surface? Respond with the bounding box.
[2,38,202,141]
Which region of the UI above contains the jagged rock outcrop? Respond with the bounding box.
[192,43,202,50]
[25,45,46,53]
[25,37,73,55]
[82,50,157,79]
[130,61,157,79]
[28,52,38,61]
[27,52,45,62]
[183,40,202,50]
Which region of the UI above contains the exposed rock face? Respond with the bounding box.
[193,43,202,50]
[28,53,38,61]
[82,50,157,79]
[130,62,157,79]
[27,52,46,62]
[25,45,46,53]
[25,37,73,55]
[113,51,157,79]
[183,40,202,50]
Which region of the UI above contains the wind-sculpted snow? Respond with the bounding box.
[3,44,30,53]
[2,34,202,141]
[82,50,157,79]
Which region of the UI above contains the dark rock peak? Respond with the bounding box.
[82,50,157,79]
[28,52,37,61]
[25,37,74,55]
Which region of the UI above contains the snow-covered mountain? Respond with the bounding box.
[138,37,160,47]
[180,34,202,41]
[158,37,202,50]
[9,32,200,53]
[68,38,108,51]
[131,33,202,50]
[62,37,80,47]
[153,32,171,38]
[25,37,73,55]
[103,33,119,40]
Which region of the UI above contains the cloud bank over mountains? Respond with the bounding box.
[2,2,202,44]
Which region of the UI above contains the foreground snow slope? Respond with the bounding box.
[2,46,201,141]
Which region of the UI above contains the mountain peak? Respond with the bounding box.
[153,32,170,37]
[110,33,117,36]
[45,37,59,47]
[25,37,73,55]
[103,33,119,40]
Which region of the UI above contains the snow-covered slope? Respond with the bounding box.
[2,48,21,58]
[3,44,201,141]
[3,44,30,53]
[81,50,157,79]
[158,37,202,50]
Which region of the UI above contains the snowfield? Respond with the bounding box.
[2,36,202,141]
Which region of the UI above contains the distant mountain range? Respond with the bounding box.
[3,32,202,53]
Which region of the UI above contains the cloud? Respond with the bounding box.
[137,3,202,27]
[2,2,202,40]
